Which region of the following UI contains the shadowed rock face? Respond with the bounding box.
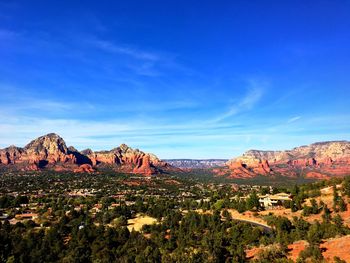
[0,133,167,175]
[223,141,350,179]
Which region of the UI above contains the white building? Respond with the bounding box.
[258,193,291,209]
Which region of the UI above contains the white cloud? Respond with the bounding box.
[287,116,301,123]
[86,37,192,77]
[0,113,349,158]
[210,81,264,123]
[90,39,159,61]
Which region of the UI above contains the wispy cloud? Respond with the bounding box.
[0,84,93,117]
[1,114,349,158]
[86,37,192,77]
[287,116,301,123]
[210,80,264,123]
[90,39,159,61]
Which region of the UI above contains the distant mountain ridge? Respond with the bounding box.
[0,133,168,175]
[233,141,350,164]
[1,135,349,179]
[165,159,228,169]
[220,141,350,179]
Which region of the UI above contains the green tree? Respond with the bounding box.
[338,197,347,212]
[343,176,350,197]
[307,221,323,245]
[246,192,260,211]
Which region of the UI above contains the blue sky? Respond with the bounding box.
[0,0,349,158]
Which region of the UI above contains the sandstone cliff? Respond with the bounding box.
[0,145,24,165]
[84,143,167,175]
[232,141,350,165]
[224,141,350,179]
[0,133,167,175]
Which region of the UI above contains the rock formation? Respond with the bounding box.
[74,164,95,173]
[232,141,350,165]
[0,145,23,164]
[23,133,77,165]
[0,133,168,175]
[81,144,168,176]
[223,141,350,179]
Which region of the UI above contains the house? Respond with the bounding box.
[258,193,291,209]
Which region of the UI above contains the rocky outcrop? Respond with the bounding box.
[0,133,168,175]
[232,141,350,166]
[223,141,350,179]
[226,161,255,178]
[287,158,317,167]
[225,159,271,178]
[0,145,23,164]
[0,133,75,168]
[22,133,77,165]
[84,144,167,176]
[254,159,272,174]
[74,164,95,173]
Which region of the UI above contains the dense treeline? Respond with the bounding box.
[1,173,350,262]
[1,204,349,262]
[0,209,266,263]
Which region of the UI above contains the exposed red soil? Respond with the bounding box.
[287,240,307,261]
[320,235,350,262]
[306,171,330,179]
[246,236,350,262]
